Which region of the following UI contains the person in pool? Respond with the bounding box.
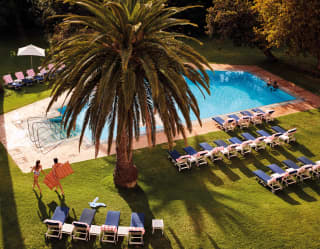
[272,80,278,91]
[52,158,65,195]
[266,78,272,87]
[30,160,45,193]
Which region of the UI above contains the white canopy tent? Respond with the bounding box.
[17,44,45,68]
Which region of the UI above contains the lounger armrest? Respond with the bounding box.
[72,221,89,230]
[177,155,191,162]
[267,177,277,185]
[128,227,145,235]
[101,225,117,233]
[44,219,62,227]
[196,151,208,157]
[266,110,275,114]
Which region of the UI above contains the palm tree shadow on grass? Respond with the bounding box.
[0,92,26,249]
[118,185,174,249]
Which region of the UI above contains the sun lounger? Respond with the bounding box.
[240,110,263,125]
[214,139,238,159]
[228,114,250,128]
[253,170,282,193]
[101,211,120,244]
[252,108,275,122]
[267,164,296,186]
[199,142,223,161]
[297,156,320,178]
[15,71,33,86]
[297,156,316,166]
[128,213,145,245]
[256,130,282,147]
[72,208,96,241]
[241,132,266,151]
[38,67,48,76]
[282,159,311,181]
[183,146,208,167]
[167,150,191,172]
[229,137,252,155]
[48,63,55,70]
[26,69,44,83]
[271,126,297,143]
[212,116,236,131]
[2,74,23,89]
[44,206,69,239]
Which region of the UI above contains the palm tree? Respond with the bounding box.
[45,0,212,188]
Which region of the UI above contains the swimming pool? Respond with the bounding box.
[58,70,296,142]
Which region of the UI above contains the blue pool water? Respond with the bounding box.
[58,70,296,142]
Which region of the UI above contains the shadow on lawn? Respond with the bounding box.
[0,92,26,249]
[118,185,174,249]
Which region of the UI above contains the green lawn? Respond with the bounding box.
[1,109,320,249]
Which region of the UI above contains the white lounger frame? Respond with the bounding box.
[128,231,144,245]
[72,225,89,241]
[255,177,282,193]
[45,222,63,239]
[101,230,117,244]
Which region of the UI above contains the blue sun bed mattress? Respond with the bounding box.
[199,142,213,151]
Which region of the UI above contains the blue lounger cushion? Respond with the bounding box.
[183,146,197,156]
[212,116,225,126]
[199,142,213,151]
[168,150,181,161]
[242,132,256,141]
[76,208,96,227]
[229,137,243,144]
[257,130,271,137]
[253,170,271,183]
[271,126,286,134]
[240,111,253,117]
[214,140,228,148]
[49,206,69,224]
[252,108,265,113]
[268,164,285,174]
[297,156,316,165]
[228,114,240,121]
[282,159,300,169]
[130,213,144,228]
[105,211,120,226]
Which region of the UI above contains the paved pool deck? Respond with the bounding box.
[1,64,320,172]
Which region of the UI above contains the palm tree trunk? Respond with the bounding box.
[114,130,138,188]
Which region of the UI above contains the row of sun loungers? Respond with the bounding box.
[253,157,320,193]
[2,64,64,90]
[168,126,297,172]
[44,207,145,245]
[212,108,275,131]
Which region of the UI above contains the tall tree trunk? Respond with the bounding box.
[262,48,277,62]
[114,130,138,188]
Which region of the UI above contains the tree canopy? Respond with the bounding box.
[206,0,275,61]
[254,0,320,70]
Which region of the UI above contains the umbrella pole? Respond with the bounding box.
[30,56,33,68]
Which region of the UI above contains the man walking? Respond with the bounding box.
[52,158,65,195]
